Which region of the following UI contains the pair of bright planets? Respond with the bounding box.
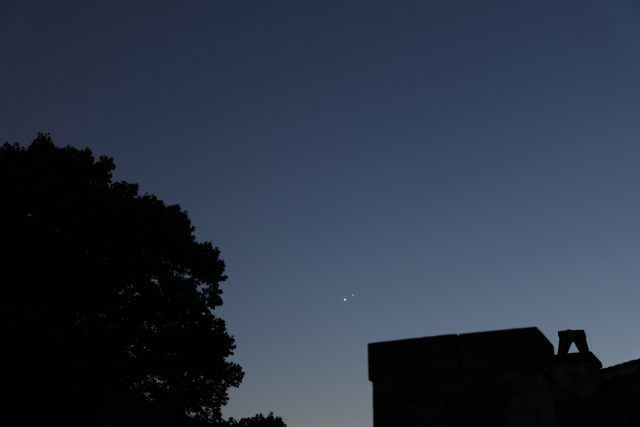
[342,293,355,302]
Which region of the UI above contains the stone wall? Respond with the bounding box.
[369,328,556,427]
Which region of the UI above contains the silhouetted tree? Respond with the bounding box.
[0,134,284,426]
[224,413,287,427]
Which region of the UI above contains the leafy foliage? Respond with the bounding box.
[224,413,287,427]
[1,134,249,424]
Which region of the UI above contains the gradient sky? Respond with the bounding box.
[3,1,640,426]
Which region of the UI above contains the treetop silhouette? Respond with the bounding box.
[1,134,284,426]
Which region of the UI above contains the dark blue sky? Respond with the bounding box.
[3,1,640,426]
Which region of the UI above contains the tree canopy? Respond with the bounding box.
[0,134,284,427]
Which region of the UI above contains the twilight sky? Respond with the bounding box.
[3,1,640,426]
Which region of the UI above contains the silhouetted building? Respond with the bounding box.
[368,327,640,427]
